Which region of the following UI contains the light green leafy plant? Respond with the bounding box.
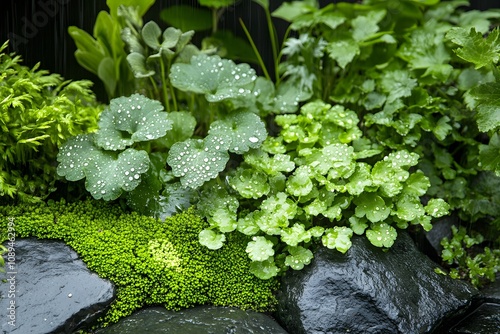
[196,100,450,279]
[263,0,500,285]
[0,40,102,203]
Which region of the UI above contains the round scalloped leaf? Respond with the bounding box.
[249,258,279,280]
[246,236,275,262]
[322,226,353,254]
[237,212,261,236]
[57,134,99,181]
[167,136,229,188]
[425,198,450,218]
[84,148,150,200]
[286,166,313,197]
[199,229,226,250]
[354,192,391,223]
[207,207,238,233]
[228,167,270,199]
[169,54,257,102]
[281,223,311,247]
[96,94,171,150]
[208,111,267,154]
[366,222,397,248]
[285,246,313,270]
[244,149,295,175]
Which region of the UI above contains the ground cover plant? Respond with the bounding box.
[1,1,500,328]
[0,199,277,327]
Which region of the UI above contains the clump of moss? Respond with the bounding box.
[0,200,278,327]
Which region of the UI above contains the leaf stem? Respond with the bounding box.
[239,18,271,81]
[159,57,170,112]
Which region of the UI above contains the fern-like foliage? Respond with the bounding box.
[0,40,103,203]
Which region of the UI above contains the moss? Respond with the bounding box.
[0,200,278,328]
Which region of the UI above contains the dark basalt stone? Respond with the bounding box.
[275,231,478,334]
[0,238,115,334]
[95,306,289,334]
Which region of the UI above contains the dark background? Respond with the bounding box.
[1,0,499,102]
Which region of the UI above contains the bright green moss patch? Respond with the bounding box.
[0,200,278,327]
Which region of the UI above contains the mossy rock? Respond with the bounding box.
[0,199,278,328]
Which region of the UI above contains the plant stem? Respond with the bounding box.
[159,57,170,112]
[264,6,279,82]
[239,18,271,81]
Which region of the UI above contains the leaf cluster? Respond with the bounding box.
[0,41,102,204]
[196,100,449,279]
[268,0,500,283]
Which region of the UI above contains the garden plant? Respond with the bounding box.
[1,0,500,330]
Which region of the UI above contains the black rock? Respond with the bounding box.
[0,238,115,334]
[95,306,289,334]
[275,231,478,334]
[448,303,500,334]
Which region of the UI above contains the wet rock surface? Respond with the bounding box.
[275,231,478,334]
[95,306,289,334]
[0,238,115,334]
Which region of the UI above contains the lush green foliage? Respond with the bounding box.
[441,225,500,287]
[266,0,500,284]
[196,100,449,278]
[68,0,155,99]
[0,200,278,327]
[0,41,102,204]
[61,0,499,284]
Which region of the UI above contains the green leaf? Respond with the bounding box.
[249,258,279,279]
[127,53,155,78]
[351,10,385,42]
[204,31,259,64]
[286,166,313,197]
[95,94,171,150]
[372,150,419,197]
[167,135,230,188]
[199,229,226,250]
[246,236,275,261]
[345,163,372,196]
[354,192,391,223]
[237,212,261,236]
[57,134,150,200]
[322,226,353,254]
[349,216,368,235]
[207,207,238,233]
[380,70,417,103]
[403,171,430,196]
[285,246,313,270]
[142,21,162,50]
[198,0,236,9]
[447,28,500,69]
[160,5,212,32]
[395,194,425,221]
[272,1,316,22]
[244,149,295,175]
[208,111,267,154]
[228,167,270,199]
[281,223,311,247]
[327,40,360,69]
[479,133,500,175]
[106,0,154,19]
[162,112,196,148]
[366,222,397,248]
[170,54,257,102]
[425,198,450,218]
[469,82,500,132]
[197,182,239,217]
[305,143,356,178]
[97,57,118,97]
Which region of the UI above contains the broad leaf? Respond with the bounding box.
[249,258,279,279]
[246,236,275,261]
[170,54,257,102]
[366,222,397,248]
[96,94,171,151]
[354,192,391,223]
[285,246,313,270]
[160,5,212,32]
[199,229,226,250]
[322,226,353,253]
